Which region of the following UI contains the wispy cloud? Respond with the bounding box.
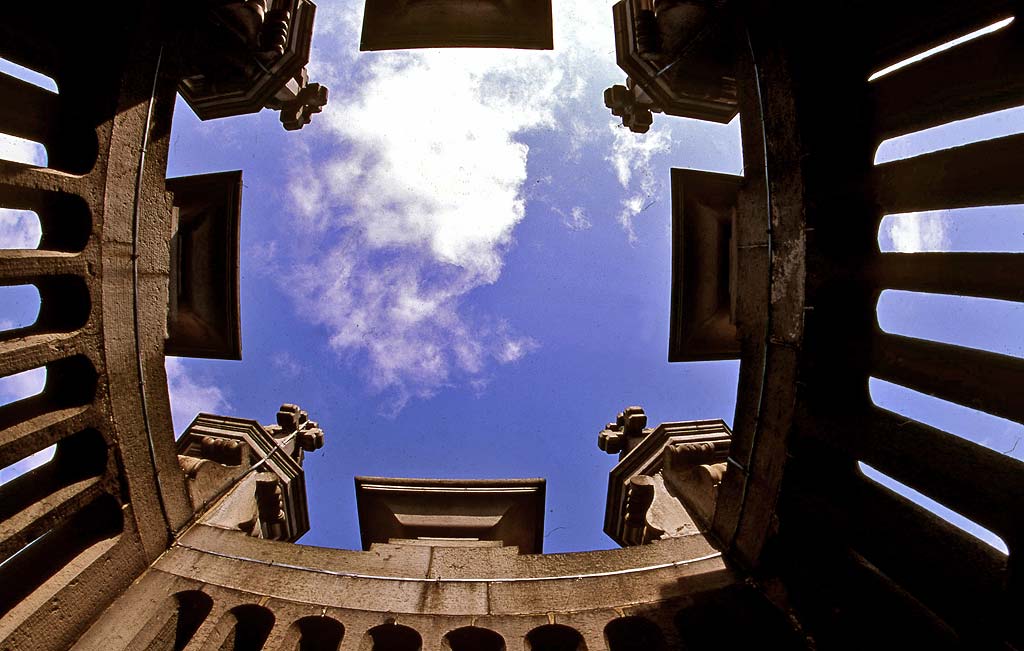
[280,0,620,411]
[565,206,592,231]
[271,351,303,379]
[882,212,950,252]
[607,125,671,243]
[165,357,230,434]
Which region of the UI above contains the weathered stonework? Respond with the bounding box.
[355,477,547,554]
[599,408,732,546]
[177,404,322,541]
[1,1,1020,650]
[177,0,329,129]
[605,0,739,131]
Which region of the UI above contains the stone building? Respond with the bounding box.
[0,1,1021,650]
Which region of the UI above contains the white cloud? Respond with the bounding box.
[497,334,540,363]
[165,357,230,435]
[884,212,950,252]
[271,352,303,378]
[566,206,592,231]
[607,125,672,242]
[280,0,625,410]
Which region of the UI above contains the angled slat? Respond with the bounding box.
[862,0,1016,73]
[0,71,58,145]
[0,475,105,564]
[871,25,1024,140]
[0,160,85,198]
[795,405,1024,539]
[0,404,93,468]
[872,253,1024,302]
[784,466,1009,637]
[874,133,1024,214]
[0,250,86,282]
[871,333,1024,423]
[0,332,83,379]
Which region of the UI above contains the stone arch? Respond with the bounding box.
[525,624,587,651]
[123,590,213,651]
[292,616,345,651]
[218,604,276,651]
[361,622,422,651]
[604,616,666,651]
[443,626,505,651]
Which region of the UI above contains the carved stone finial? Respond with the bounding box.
[279,82,328,131]
[271,403,325,454]
[276,403,302,433]
[598,423,625,454]
[619,406,648,435]
[598,406,649,455]
[296,420,325,452]
[605,82,656,134]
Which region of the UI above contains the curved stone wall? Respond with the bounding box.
[3,2,1021,650]
[0,7,193,650]
[74,526,738,651]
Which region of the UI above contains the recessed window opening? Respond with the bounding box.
[0,284,41,332]
[605,617,666,651]
[869,378,1023,463]
[171,591,214,651]
[868,16,1015,81]
[0,132,47,167]
[444,626,505,651]
[363,623,422,651]
[0,57,58,93]
[877,290,1024,359]
[525,624,587,651]
[875,104,1024,164]
[858,461,1008,554]
[0,443,56,487]
[294,616,344,651]
[221,605,275,651]
[0,366,46,408]
[878,206,1024,253]
[0,208,42,249]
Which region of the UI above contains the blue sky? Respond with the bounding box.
[0,2,1020,554]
